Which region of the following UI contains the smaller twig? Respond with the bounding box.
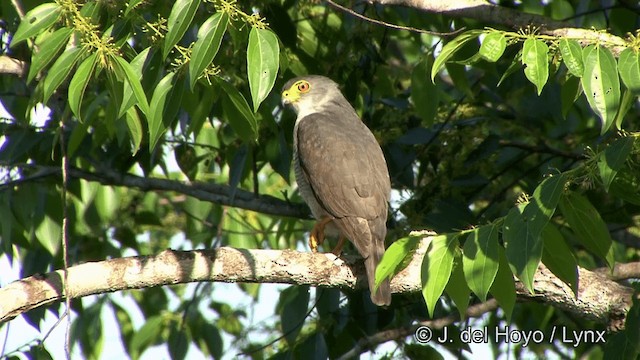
[337,299,499,360]
[10,0,25,18]
[325,0,464,36]
[499,140,587,160]
[59,117,72,360]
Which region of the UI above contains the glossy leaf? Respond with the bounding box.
[217,78,258,143]
[43,47,83,104]
[497,51,522,86]
[541,223,578,295]
[277,285,310,345]
[614,89,634,130]
[68,53,98,121]
[559,39,584,77]
[27,27,72,83]
[431,30,483,82]
[445,255,470,320]
[421,234,459,317]
[560,75,581,118]
[618,48,640,93]
[148,72,176,152]
[130,315,164,359]
[168,324,188,360]
[522,38,549,95]
[532,173,566,220]
[163,0,200,58]
[247,27,280,112]
[189,12,228,90]
[411,58,439,126]
[581,45,620,134]
[112,55,151,116]
[598,136,634,192]
[503,205,543,293]
[35,213,61,255]
[489,247,516,322]
[375,235,421,289]
[11,3,62,46]
[125,107,143,155]
[479,32,506,62]
[119,47,153,117]
[462,224,499,302]
[559,191,614,268]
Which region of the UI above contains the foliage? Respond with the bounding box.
[1,0,640,359]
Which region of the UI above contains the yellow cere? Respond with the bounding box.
[282,80,311,103]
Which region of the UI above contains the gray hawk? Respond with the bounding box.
[281,75,392,306]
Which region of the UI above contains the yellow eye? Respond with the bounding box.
[297,81,310,93]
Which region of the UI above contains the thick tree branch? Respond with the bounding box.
[1,240,635,331]
[368,0,626,52]
[0,56,26,77]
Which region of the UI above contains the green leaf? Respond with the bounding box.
[581,45,621,134]
[130,316,164,359]
[604,297,640,360]
[462,224,499,302]
[119,47,153,117]
[421,234,459,317]
[228,144,249,195]
[125,0,145,16]
[35,213,61,255]
[559,191,614,268]
[11,3,62,46]
[163,0,200,58]
[479,32,506,62]
[217,78,258,143]
[489,247,516,322]
[522,38,549,95]
[27,27,72,83]
[375,235,421,289]
[125,107,143,155]
[541,223,578,295]
[112,55,151,116]
[610,170,640,205]
[618,48,640,93]
[532,173,566,220]
[68,53,98,121]
[67,111,93,158]
[277,286,310,346]
[445,254,470,320]
[497,51,523,86]
[503,205,543,293]
[431,30,483,82]
[148,72,176,152]
[168,323,189,360]
[502,174,565,292]
[559,39,584,77]
[598,136,635,192]
[189,12,229,90]
[247,27,280,112]
[43,47,83,104]
[614,89,634,130]
[560,75,581,119]
[196,322,223,359]
[411,58,439,126]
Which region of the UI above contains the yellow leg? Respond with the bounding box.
[309,217,333,253]
[331,236,346,256]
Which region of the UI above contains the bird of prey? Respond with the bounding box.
[281,75,392,306]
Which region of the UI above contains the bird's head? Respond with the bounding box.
[281,75,341,116]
